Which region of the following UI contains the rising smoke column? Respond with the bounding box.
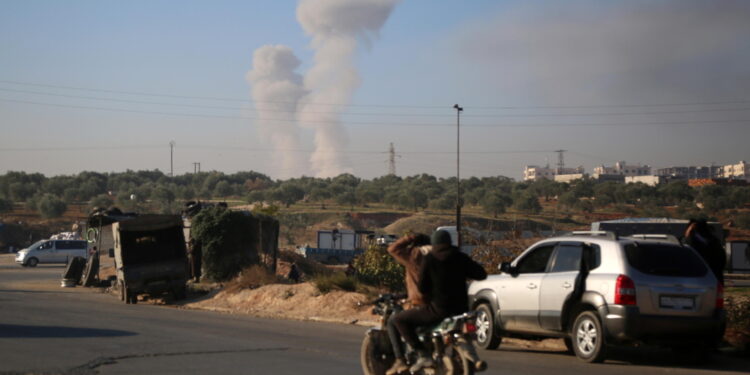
[246,45,308,178]
[297,0,400,177]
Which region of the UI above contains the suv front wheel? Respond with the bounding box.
[475,304,501,350]
[571,311,606,363]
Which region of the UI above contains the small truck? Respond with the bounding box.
[111,215,189,304]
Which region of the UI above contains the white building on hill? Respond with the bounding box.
[721,160,750,181]
[524,165,585,181]
[593,161,651,177]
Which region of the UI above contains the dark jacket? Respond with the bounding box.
[417,246,487,316]
[685,232,726,283]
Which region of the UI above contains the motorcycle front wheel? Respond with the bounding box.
[360,333,395,375]
[440,347,475,375]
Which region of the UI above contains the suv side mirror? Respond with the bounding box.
[108,248,115,258]
[499,262,513,274]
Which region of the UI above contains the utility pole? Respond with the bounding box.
[388,142,397,176]
[169,141,176,177]
[555,149,566,174]
[193,162,201,174]
[454,104,463,248]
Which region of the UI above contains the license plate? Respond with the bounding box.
[659,296,694,310]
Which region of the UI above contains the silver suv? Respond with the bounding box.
[467,232,725,362]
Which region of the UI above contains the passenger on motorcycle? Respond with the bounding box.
[393,229,487,373]
[385,233,431,375]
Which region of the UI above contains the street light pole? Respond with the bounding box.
[454,104,463,248]
[169,140,176,177]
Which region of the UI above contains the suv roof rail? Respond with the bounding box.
[625,234,682,245]
[567,231,618,240]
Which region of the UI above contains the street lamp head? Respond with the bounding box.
[453,104,463,111]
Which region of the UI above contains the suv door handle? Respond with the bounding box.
[562,282,572,289]
[527,283,537,289]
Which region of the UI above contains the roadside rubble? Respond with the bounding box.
[182,282,378,326]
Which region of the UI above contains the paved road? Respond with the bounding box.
[1,254,748,375]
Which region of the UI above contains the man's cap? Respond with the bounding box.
[431,230,452,246]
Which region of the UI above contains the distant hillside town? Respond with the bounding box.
[524,160,749,186]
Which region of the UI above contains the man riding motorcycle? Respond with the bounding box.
[385,233,431,375]
[393,229,487,373]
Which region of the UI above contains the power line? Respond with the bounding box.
[0,79,445,109]
[2,97,748,128]
[0,143,560,156]
[3,78,750,110]
[4,86,750,118]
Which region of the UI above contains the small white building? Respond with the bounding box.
[594,161,651,177]
[625,175,663,186]
[555,173,586,183]
[524,165,585,181]
[721,160,750,181]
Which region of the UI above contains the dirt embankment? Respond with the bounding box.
[185,282,379,326]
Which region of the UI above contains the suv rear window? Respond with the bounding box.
[624,243,708,277]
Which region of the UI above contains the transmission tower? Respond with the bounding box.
[555,149,566,174]
[388,142,397,175]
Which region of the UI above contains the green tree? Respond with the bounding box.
[213,181,234,198]
[0,196,13,213]
[37,194,67,218]
[353,244,404,292]
[480,190,512,218]
[151,186,177,213]
[593,181,618,207]
[398,186,428,212]
[429,192,457,210]
[9,182,33,202]
[559,191,579,209]
[63,187,80,203]
[736,213,750,230]
[246,190,267,204]
[89,194,114,210]
[191,207,263,281]
[514,191,542,214]
[336,189,358,211]
[659,181,694,205]
[271,184,304,207]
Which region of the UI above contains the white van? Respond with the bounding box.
[15,239,89,267]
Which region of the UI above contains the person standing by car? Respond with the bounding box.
[384,233,431,375]
[684,219,726,284]
[394,229,487,373]
[188,238,203,283]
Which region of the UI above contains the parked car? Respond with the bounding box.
[15,239,89,267]
[467,231,725,362]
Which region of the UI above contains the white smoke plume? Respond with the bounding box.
[246,45,308,178]
[296,0,400,177]
[247,0,399,178]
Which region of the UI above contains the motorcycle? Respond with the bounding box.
[360,294,488,375]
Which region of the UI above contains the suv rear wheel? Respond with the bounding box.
[475,304,501,350]
[571,311,606,363]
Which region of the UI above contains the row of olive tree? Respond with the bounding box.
[2,170,749,218]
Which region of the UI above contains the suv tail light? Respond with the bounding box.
[615,274,636,305]
[716,283,724,309]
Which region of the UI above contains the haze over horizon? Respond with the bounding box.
[1,0,749,181]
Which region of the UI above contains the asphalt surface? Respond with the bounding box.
[1,254,748,375]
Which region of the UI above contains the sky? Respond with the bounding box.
[1,0,749,180]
